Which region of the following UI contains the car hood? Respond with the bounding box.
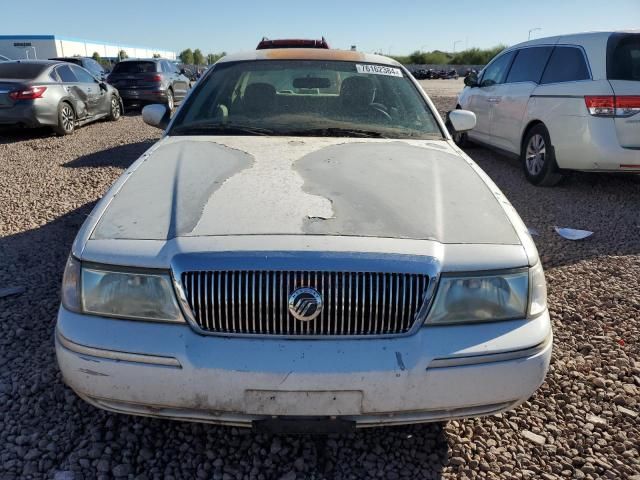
[91,136,520,245]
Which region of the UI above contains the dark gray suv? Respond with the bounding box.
[106,59,190,110]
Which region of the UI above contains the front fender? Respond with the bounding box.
[61,95,85,119]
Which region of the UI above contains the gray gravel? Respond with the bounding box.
[1,104,639,479]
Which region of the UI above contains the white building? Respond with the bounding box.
[0,35,176,61]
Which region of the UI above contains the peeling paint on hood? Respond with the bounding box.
[91,136,520,245]
[92,141,253,240]
[296,142,519,244]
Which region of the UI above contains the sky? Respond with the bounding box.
[3,0,639,55]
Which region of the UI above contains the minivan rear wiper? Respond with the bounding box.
[171,123,275,136]
[284,127,389,138]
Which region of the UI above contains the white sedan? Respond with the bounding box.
[56,47,551,432]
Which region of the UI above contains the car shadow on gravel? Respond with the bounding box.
[464,145,640,269]
[63,139,156,169]
[0,126,58,144]
[0,201,451,479]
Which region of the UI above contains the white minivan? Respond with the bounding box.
[456,31,639,186]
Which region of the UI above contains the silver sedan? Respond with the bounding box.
[0,60,122,135]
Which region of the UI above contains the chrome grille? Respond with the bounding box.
[180,271,429,336]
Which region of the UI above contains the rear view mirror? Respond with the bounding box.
[142,104,170,130]
[448,110,476,133]
[464,72,479,87]
[293,77,331,89]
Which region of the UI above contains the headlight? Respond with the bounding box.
[61,256,183,323]
[425,270,529,325]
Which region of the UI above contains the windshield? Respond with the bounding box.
[170,60,443,139]
[111,61,157,74]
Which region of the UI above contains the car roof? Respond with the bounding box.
[118,58,163,62]
[507,30,639,50]
[217,48,402,67]
[1,59,60,68]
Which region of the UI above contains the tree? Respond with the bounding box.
[118,49,128,61]
[152,53,161,58]
[408,50,450,65]
[179,48,194,65]
[91,52,101,62]
[206,52,226,65]
[449,45,506,65]
[193,49,204,66]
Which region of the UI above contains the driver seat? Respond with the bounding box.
[340,76,388,120]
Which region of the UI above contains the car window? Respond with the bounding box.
[506,47,553,84]
[86,59,103,75]
[480,51,515,87]
[607,33,640,81]
[540,47,590,84]
[49,69,60,82]
[0,63,47,79]
[70,65,97,83]
[111,61,157,74]
[243,67,342,95]
[56,64,78,83]
[171,59,442,140]
[159,61,169,73]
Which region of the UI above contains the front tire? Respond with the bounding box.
[53,102,75,136]
[107,95,122,121]
[522,124,564,186]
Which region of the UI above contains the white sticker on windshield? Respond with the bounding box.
[356,64,403,77]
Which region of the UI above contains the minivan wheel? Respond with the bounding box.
[54,102,75,136]
[108,96,122,121]
[522,124,564,186]
[166,89,175,112]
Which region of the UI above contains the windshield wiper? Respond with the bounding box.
[284,127,389,138]
[171,123,275,136]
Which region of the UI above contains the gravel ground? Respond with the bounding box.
[0,102,639,480]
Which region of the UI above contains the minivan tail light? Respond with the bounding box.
[614,96,640,117]
[147,74,162,82]
[585,95,640,117]
[585,96,615,116]
[9,86,47,100]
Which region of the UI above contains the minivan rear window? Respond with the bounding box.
[608,34,640,81]
[111,61,157,74]
[540,47,590,84]
[0,63,47,79]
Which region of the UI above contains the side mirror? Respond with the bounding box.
[180,68,186,75]
[464,72,479,87]
[142,104,170,130]
[99,82,108,91]
[447,110,476,133]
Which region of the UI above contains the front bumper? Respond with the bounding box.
[56,307,552,428]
